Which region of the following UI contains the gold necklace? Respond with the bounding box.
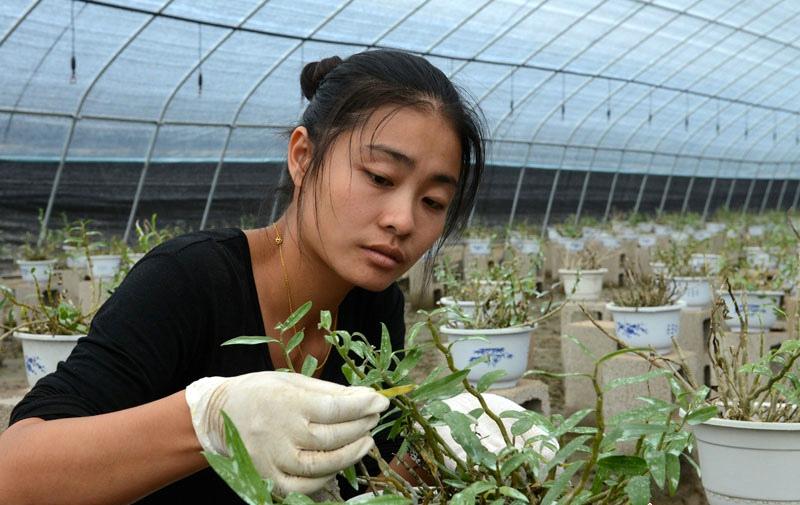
[269,223,335,373]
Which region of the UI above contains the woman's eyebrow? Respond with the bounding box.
[365,143,458,187]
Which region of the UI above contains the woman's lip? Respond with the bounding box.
[362,247,400,269]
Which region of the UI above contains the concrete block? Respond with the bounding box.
[561,320,617,414]
[675,307,711,387]
[559,300,612,330]
[562,319,695,420]
[492,378,551,416]
[784,295,797,339]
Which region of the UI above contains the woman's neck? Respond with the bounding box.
[247,218,352,336]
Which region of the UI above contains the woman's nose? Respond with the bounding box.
[380,194,415,236]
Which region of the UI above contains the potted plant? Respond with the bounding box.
[130,213,175,263]
[654,241,714,308]
[63,219,121,279]
[462,224,494,257]
[207,303,702,505]
[607,267,683,355]
[558,249,608,301]
[16,232,59,285]
[506,221,540,255]
[0,281,91,386]
[439,261,556,389]
[717,266,784,331]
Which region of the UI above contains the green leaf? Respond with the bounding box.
[665,452,681,494]
[351,495,412,504]
[544,435,592,476]
[685,405,719,425]
[221,336,280,346]
[598,347,654,365]
[450,481,495,505]
[390,348,422,383]
[541,460,582,504]
[603,369,671,392]
[319,310,332,331]
[341,464,358,490]
[477,370,507,392]
[597,455,648,477]
[405,321,426,348]
[625,475,651,505]
[498,485,529,503]
[379,323,392,369]
[500,452,528,478]
[441,411,492,465]
[300,354,318,377]
[282,493,315,505]
[645,449,666,490]
[285,331,305,354]
[203,411,272,505]
[408,370,468,402]
[276,300,312,332]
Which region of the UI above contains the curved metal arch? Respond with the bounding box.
[628,0,788,214]
[466,0,604,110]
[558,0,749,220]
[667,24,800,214]
[443,0,550,84]
[121,0,290,241]
[201,0,429,229]
[0,0,43,46]
[2,0,89,142]
[485,0,629,141]
[38,0,176,244]
[547,0,706,222]
[631,0,800,56]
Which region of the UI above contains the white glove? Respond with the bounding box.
[433,392,558,471]
[185,371,389,496]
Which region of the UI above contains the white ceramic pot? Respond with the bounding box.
[673,231,690,244]
[464,238,491,256]
[690,253,722,274]
[85,254,122,278]
[606,302,685,355]
[598,235,620,249]
[673,277,713,307]
[638,235,657,248]
[13,331,84,386]
[747,225,765,237]
[744,247,776,269]
[510,236,540,255]
[694,230,713,241]
[694,416,800,505]
[636,222,654,233]
[718,290,782,330]
[438,297,477,324]
[562,238,585,252]
[705,222,725,233]
[16,259,57,284]
[558,268,607,301]
[547,227,561,241]
[654,224,671,236]
[441,325,533,389]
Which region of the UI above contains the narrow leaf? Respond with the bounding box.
[625,475,651,505]
[222,336,279,346]
[285,331,305,354]
[276,300,312,332]
[477,370,507,393]
[300,354,318,377]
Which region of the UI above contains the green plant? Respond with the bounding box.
[18,210,60,261]
[0,279,91,339]
[561,248,604,271]
[462,223,495,240]
[652,240,714,277]
[207,302,703,505]
[134,214,175,254]
[62,218,105,257]
[555,220,582,239]
[612,267,679,308]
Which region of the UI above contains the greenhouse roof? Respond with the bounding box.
[1,0,800,179]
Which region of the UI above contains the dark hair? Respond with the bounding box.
[283,49,485,263]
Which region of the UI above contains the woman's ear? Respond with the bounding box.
[287,126,312,188]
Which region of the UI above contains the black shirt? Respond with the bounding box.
[10,228,406,503]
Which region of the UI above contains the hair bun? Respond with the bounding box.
[300,56,344,100]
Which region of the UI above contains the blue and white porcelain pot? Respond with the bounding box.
[13,330,84,387]
[464,238,491,256]
[606,302,685,355]
[673,277,713,307]
[441,325,533,389]
[717,290,783,330]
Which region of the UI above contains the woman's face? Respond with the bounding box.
[289,105,462,292]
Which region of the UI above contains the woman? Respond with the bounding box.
[0,49,485,504]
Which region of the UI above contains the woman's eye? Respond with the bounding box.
[424,197,446,211]
[367,172,392,187]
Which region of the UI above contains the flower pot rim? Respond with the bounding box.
[672,276,712,281]
[13,330,85,342]
[557,268,608,275]
[15,258,57,265]
[698,415,800,431]
[717,289,783,296]
[86,254,122,260]
[606,301,685,313]
[439,325,534,336]
[438,297,477,307]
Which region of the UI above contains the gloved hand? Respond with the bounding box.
[433,392,557,471]
[185,371,389,496]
